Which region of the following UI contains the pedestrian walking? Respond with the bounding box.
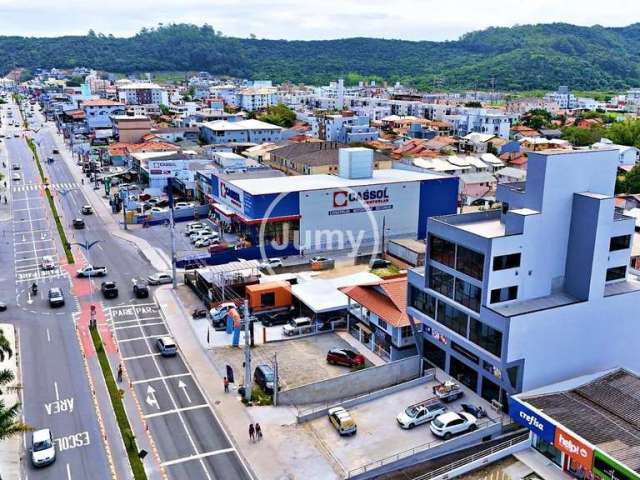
[117,363,123,383]
[249,423,255,442]
[223,376,229,393]
[4,196,7,205]
[255,423,262,440]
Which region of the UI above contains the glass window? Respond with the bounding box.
[606,265,626,281]
[409,287,436,319]
[378,318,388,331]
[401,326,413,338]
[429,266,454,298]
[490,286,518,304]
[532,435,562,467]
[449,356,478,391]
[452,342,479,364]
[454,279,482,312]
[456,245,484,280]
[436,301,468,337]
[260,292,275,307]
[429,235,455,267]
[469,318,502,357]
[424,339,446,370]
[481,377,501,404]
[492,253,521,271]
[610,235,631,251]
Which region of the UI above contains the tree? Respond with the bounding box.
[464,101,482,108]
[561,125,605,146]
[608,119,640,147]
[159,104,171,116]
[258,103,297,128]
[0,328,30,441]
[522,108,553,130]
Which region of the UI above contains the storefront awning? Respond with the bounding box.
[212,203,300,225]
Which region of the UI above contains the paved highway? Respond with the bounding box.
[0,99,111,479]
[29,102,253,479]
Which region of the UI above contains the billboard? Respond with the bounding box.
[554,426,593,471]
[593,450,640,480]
[218,180,244,212]
[508,397,556,443]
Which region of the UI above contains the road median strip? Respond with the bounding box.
[90,326,148,480]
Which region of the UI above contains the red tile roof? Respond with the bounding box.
[126,141,179,153]
[340,277,409,327]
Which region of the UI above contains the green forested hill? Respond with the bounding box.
[2,22,640,90]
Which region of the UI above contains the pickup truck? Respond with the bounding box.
[77,265,108,277]
[433,381,464,403]
[396,398,447,429]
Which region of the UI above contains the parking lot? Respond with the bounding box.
[106,303,251,479]
[307,375,502,477]
[209,332,371,391]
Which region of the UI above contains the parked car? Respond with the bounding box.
[194,237,220,248]
[174,201,193,209]
[0,302,7,311]
[192,308,208,319]
[101,281,118,299]
[396,400,447,429]
[260,311,291,327]
[369,257,391,269]
[282,317,313,336]
[189,230,215,242]
[430,411,477,439]
[326,348,365,368]
[259,258,284,270]
[185,222,206,235]
[30,428,56,467]
[310,256,334,271]
[254,364,277,395]
[81,205,93,215]
[147,272,172,285]
[11,163,19,170]
[210,302,237,326]
[48,287,65,307]
[40,255,56,271]
[12,173,21,181]
[73,218,85,229]
[328,407,357,436]
[149,207,167,214]
[132,280,149,298]
[156,336,177,357]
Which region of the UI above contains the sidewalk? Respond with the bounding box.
[0,324,22,480]
[155,286,340,480]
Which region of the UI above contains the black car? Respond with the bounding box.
[132,280,149,298]
[261,311,291,327]
[73,218,85,229]
[101,281,118,299]
[254,364,278,395]
[48,288,65,307]
[0,302,7,311]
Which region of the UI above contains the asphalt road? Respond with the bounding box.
[29,103,253,479]
[1,99,111,479]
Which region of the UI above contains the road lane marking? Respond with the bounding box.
[160,448,235,467]
[143,404,208,419]
[113,321,165,331]
[131,373,191,385]
[46,328,50,342]
[122,352,162,361]
[117,334,165,344]
[54,381,59,401]
[67,463,71,480]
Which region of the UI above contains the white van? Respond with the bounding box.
[282,317,313,336]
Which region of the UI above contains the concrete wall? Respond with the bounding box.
[278,355,421,406]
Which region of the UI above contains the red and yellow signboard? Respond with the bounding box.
[554,426,593,471]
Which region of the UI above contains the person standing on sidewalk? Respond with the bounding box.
[255,423,262,440]
[223,376,229,393]
[117,363,123,383]
[249,423,255,442]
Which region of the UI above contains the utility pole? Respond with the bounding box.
[273,353,279,406]
[243,300,252,402]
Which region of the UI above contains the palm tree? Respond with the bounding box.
[0,328,30,440]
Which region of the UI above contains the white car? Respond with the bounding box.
[11,173,21,181]
[150,207,167,214]
[210,302,237,325]
[194,237,220,248]
[190,230,215,243]
[147,272,173,285]
[30,428,56,467]
[429,411,477,439]
[174,202,192,209]
[185,222,206,234]
[259,258,284,269]
[40,255,56,271]
[396,402,447,429]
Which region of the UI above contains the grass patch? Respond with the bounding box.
[90,327,147,480]
[24,137,74,264]
[371,264,401,278]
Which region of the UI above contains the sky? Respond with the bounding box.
[1,0,639,41]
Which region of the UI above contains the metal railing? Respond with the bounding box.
[407,433,530,480]
[346,417,500,478]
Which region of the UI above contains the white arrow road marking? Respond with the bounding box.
[27,291,32,305]
[178,380,192,404]
[146,385,159,409]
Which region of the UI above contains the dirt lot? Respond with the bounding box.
[209,332,372,390]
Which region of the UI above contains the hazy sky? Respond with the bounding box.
[1,0,639,40]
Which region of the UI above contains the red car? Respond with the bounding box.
[326,348,365,368]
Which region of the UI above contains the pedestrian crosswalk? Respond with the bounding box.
[12,182,79,193]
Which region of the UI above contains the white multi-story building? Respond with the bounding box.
[117,82,169,106]
[79,98,126,129]
[408,148,639,407]
[236,87,277,111]
[298,112,379,143]
[544,86,577,109]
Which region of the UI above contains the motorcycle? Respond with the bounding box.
[192,308,208,319]
[31,283,38,295]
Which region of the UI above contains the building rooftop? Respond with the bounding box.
[228,168,450,196]
[489,290,581,317]
[200,119,283,132]
[341,276,410,327]
[455,218,505,238]
[519,368,640,473]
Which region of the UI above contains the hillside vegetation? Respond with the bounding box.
[2,23,640,90]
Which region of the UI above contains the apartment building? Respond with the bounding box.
[199,119,283,144]
[117,82,169,106]
[79,98,125,129]
[544,86,577,110]
[407,148,640,409]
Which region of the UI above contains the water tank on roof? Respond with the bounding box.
[338,147,373,179]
